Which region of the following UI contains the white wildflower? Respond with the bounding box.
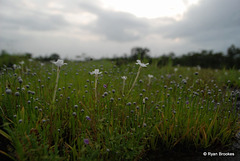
[121,76,127,80]
[128,60,148,95]
[143,98,145,104]
[196,65,201,71]
[148,74,153,78]
[90,69,102,103]
[13,64,17,69]
[52,59,67,68]
[136,60,149,67]
[90,69,102,75]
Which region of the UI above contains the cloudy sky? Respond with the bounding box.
[0,0,239,59]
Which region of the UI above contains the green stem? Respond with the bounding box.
[128,66,141,96]
[95,75,98,103]
[122,80,125,96]
[148,77,151,86]
[52,67,60,104]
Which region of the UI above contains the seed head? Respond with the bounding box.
[127,102,131,106]
[6,89,12,94]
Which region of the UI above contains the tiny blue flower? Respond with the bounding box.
[84,139,89,145]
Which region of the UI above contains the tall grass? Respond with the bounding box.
[0,59,239,160]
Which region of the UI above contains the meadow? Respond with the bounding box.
[0,59,240,160]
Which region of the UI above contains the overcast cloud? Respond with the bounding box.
[161,0,240,44]
[0,0,239,59]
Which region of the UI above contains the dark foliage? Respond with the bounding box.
[35,53,61,62]
[0,50,32,67]
[111,47,153,66]
[1,45,240,69]
[173,45,240,69]
[110,45,240,69]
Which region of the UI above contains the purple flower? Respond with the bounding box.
[86,116,91,120]
[186,101,189,104]
[84,139,89,145]
[103,84,107,88]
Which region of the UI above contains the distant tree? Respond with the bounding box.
[168,52,175,58]
[49,53,60,61]
[171,49,228,69]
[0,50,29,67]
[1,50,8,56]
[25,53,32,59]
[157,54,172,67]
[85,57,93,61]
[131,47,150,61]
[227,45,239,58]
[226,45,240,68]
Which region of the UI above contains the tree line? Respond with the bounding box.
[1,44,240,69]
[111,44,240,69]
[0,51,61,67]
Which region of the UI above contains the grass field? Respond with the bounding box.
[0,59,240,160]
